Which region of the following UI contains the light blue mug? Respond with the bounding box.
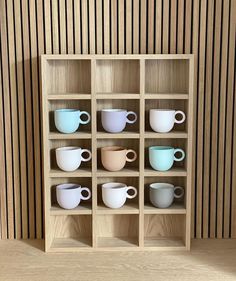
[54,109,90,134]
[149,146,185,171]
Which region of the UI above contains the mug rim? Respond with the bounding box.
[56,183,81,190]
[55,109,80,113]
[102,182,126,189]
[56,146,81,152]
[150,183,174,189]
[101,146,125,152]
[101,109,126,112]
[150,109,175,112]
[149,146,173,151]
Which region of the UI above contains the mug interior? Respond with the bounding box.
[57,183,80,190]
[56,146,81,152]
[101,109,125,112]
[150,183,174,190]
[150,109,175,112]
[55,109,79,113]
[102,182,126,189]
[102,146,125,152]
[149,146,173,151]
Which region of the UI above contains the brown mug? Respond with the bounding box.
[101,146,137,171]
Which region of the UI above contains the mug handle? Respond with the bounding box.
[126,149,137,162]
[174,148,185,162]
[126,186,138,199]
[174,111,186,124]
[174,186,184,199]
[126,111,138,124]
[81,149,92,162]
[79,111,91,125]
[80,187,91,200]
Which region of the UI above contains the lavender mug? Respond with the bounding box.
[101,109,137,133]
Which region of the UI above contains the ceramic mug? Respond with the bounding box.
[56,183,91,209]
[101,109,137,133]
[102,182,137,209]
[149,146,185,171]
[56,146,92,172]
[54,109,90,134]
[149,183,184,208]
[101,146,137,171]
[149,109,186,133]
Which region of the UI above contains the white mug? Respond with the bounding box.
[56,146,92,171]
[150,109,186,133]
[149,183,184,208]
[102,182,137,209]
[56,183,91,209]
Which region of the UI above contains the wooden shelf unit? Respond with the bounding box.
[42,54,194,252]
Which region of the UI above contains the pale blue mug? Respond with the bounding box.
[149,146,185,171]
[54,109,90,134]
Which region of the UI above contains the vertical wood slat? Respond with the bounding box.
[126,0,132,54]
[103,0,110,54]
[21,0,36,239]
[210,0,222,238]
[225,0,236,238]
[196,0,207,238]
[111,0,117,54]
[229,0,236,238]
[0,0,15,239]
[132,0,139,54]
[13,0,28,239]
[6,0,21,239]
[29,0,42,239]
[96,0,103,54]
[81,0,89,54]
[0,30,7,239]
[191,0,200,238]
[118,0,125,54]
[202,0,214,239]
[0,0,236,240]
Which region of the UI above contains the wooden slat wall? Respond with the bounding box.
[0,0,235,239]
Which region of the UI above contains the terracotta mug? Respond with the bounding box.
[101,146,137,171]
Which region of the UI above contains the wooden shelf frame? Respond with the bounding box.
[42,54,194,252]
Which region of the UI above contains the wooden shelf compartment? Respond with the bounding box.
[49,177,92,215]
[49,139,92,175]
[96,138,140,172]
[144,176,187,214]
[45,59,91,95]
[96,168,139,177]
[144,168,187,177]
[96,177,139,214]
[144,138,188,172]
[48,99,91,134]
[145,99,188,134]
[145,59,189,94]
[144,214,186,248]
[48,215,92,251]
[96,59,140,94]
[96,99,140,133]
[96,214,139,248]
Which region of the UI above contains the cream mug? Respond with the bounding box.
[101,146,137,171]
[102,182,138,208]
[150,109,186,133]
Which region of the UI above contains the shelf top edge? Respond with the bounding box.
[41,54,194,60]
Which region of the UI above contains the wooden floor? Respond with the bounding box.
[0,240,236,281]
